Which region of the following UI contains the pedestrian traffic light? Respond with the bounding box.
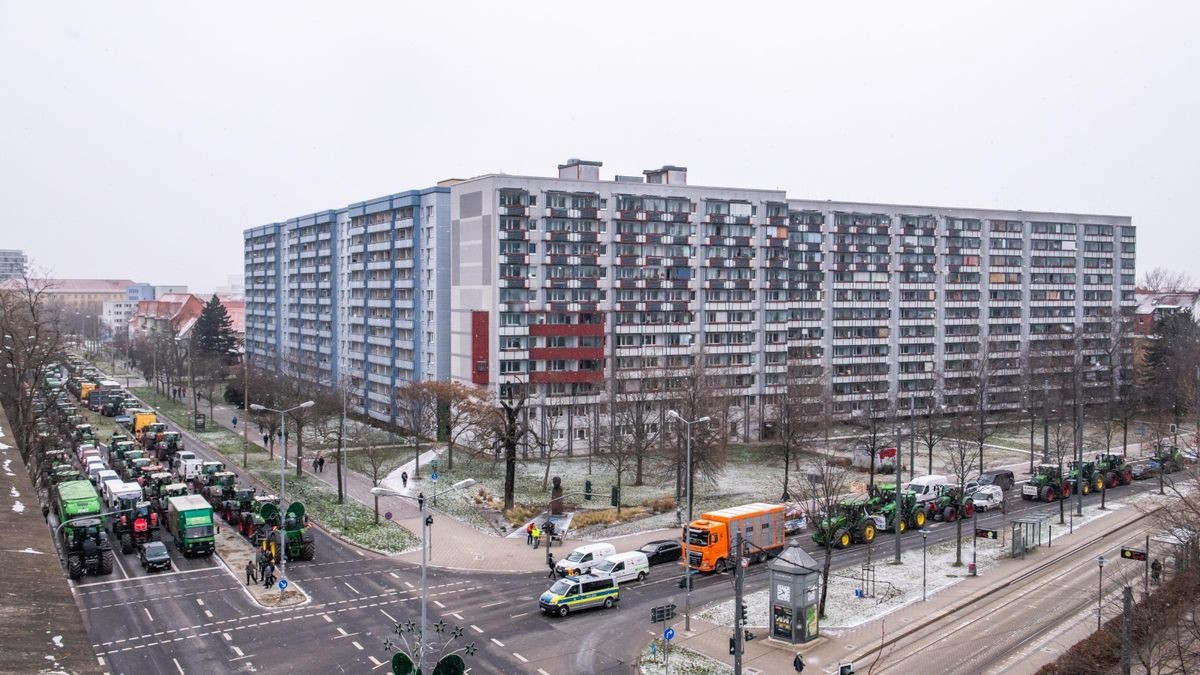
[729,636,737,655]
[585,479,592,500]
[611,485,620,507]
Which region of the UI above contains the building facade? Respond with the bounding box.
[246,161,1135,444]
[0,249,27,279]
[244,186,451,426]
[101,300,139,335]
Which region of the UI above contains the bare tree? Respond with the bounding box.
[191,353,227,421]
[538,404,570,493]
[602,373,662,514]
[942,413,980,566]
[314,377,353,504]
[395,381,438,480]
[662,358,727,511]
[918,397,947,476]
[766,362,824,501]
[0,272,67,464]
[426,380,483,471]
[1140,266,1194,293]
[800,444,850,619]
[347,426,403,524]
[466,382,539,511]
[243,365,287,458]
[851,404,890,489]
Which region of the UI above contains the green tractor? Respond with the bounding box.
[111,495,159,554]
[203,472,237,510]
[868,483,927,533]
[73,424,96,444]
[1094,454,1134,487]
[237,494,279,545]
[140,423,167,450]
[1021,464,1072,502]
[1150,444,1183,475]
[223,487,258,526]
[108,432,130,447]
[930,484,975,522]
[194,461,227,491]
[64,518,114,579]
[1067,460,1105,495]
[154,431,184,462]
[280,502,316,561]
[811,498,882,549]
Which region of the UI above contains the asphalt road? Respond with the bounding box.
[62,387,1172,674]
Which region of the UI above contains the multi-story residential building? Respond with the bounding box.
[244,186,451,425]
[246,160,1135,446]
[0,278,136,315]
[447,160,1136,447]
[101,300,139,335]
[0,249,27,279]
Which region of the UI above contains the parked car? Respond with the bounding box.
[969,485,1005,511]
[638,540,682,566]
[966,469,1016,492]
[139,541,171,572]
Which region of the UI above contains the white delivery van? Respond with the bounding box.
[105,481,144,509]
[906,475,950,508]
[86,460,107,484]
[175,456,203,482]
[81,449,103,465]
[95,469,119,489]
[556,543,617,577]
[591,551,650,584]
[101,477,126,507]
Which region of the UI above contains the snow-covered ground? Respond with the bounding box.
[639,640,732,675]
[698,499,1124,630]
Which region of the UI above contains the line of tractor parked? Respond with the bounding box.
[34,356,315,580]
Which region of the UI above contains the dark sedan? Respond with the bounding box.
[139,541,171,572]
[638,540,682,566]
[967,469,1015,492]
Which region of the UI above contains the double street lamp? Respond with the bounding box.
[372,479,476,674]
[250,400,315,581]
[667,409,709,633]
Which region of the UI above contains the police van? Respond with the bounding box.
[539,574,619,617]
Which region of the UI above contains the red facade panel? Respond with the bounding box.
[471,311,489,385]
[529,371,605,384]
[527,347,605,361]
[529,323,604,337]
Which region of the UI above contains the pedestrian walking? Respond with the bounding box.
[793,653,805,672]
[232,415,238,429]
[401,471,409,489]
[264,561,277,588]
[312,457,319,472]
[532,524,541,550]
[1152,558,1163,585]
[257,551,268,582]
[245,560,257,586]
[262,433,269,447]
[318,455,325,473]
[42,503,50,523]
[526,521,534,546]
[547,551,557,579]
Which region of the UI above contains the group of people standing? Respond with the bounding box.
[525,519,557,550]
[244,550,279,589]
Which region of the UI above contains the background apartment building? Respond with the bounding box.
[244,187,450,426]
[247,160,1135,446]
[0,249,27,279]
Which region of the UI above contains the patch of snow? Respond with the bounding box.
[9,548,44,555]
[10,486,19,497]
[12,499,25,513]
[51,635,63,648]
[2,458,13,475]
[640,640,732,675]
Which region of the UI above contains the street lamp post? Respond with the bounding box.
[250,400,315,584]
[1097,555,1106,630]
[372,479,476,674]
[174,337,197,428]
[667,409,709,633]
[908,396,916,481]
[922,531,928,602]
[1042,381,1051,464]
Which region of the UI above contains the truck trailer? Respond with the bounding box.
[684,502,786,573]
[166,494,215,558]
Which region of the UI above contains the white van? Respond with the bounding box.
[555,543,617,577]
[96,469,119,489]
[906,475,950,507]
[173,453,202,481]
[86,460,107,484]
[81,449,103,465]
[105,481,143,509]
[591,551,650,584]
[101,477,126,507]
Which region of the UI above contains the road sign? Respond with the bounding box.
[741,556,750,569]
[650,603,677,623]
[1121,547,1148,561]
[664,627,675,641]
[431,471,439,482]
[975,528,998,540]
[385,511,393,521]
[278,578,288,591]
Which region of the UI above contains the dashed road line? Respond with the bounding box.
[352,641,363,651]
[470,625,484,633]
[380,609,397,622]
[404,581,414,589]
[222,633,231,641]
[537,669,551,675]
[369,655,385,668]
[204,610,213,618]
[480,601,503,608]
[389,572,399,579]
[231,646,244,657]
[196,598,205,606]
[450,613,463,620]
[513,653,528,663]
[433,600,445,608]
[344,582,361,595]
[323,615,333,623]
[509,612,529,619]
[490,638,505,647]
[143,608,153,621]
[172,657,185,674]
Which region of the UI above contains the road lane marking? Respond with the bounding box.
[204,610,213,618]
[509,612,529,619]
[231,646,244,657]
[389,572,399,579]
[344,582,361,594]
[490,638,505,647]
[337,627,349,636]
[537,669,550,675]
[173,657,185,674]
[480,601,503,608]
[196,598,205,606]
[97,657,104,666]
[433,600,445,608]
[369,656,384,668]
[450,613,463,620]
[470,625,483,633]
[144,608,153,621]
[222,633,231,641]
[381,609,397,622]
[513,653,528,663]
[352,641,363,651]
[404,581,414,588]
[323,615,333,623]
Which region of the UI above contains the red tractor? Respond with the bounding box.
[111,494,159,554]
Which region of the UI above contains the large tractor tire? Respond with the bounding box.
[1094,476,1106,492]
[98,550,114,575]
[942,506,958,522]
[67,553,83,580]
[963,502,975,519]
[834,529,851,549]
[1105,472,1119,488]
[911,509,927,529]
[300,542,316,561]
[897,519,907,534]
[860,523,876,544]
[1041,486,1055,503]
[1079,481,1091,496]
[120,533,133,555]
[1121,468,1133,485]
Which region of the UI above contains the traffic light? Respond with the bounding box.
[740,602,748,623]
[585,479,593,500]
[611,485,620,507]
[729,636,737,655]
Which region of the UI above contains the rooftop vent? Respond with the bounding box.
[614,175,644,184]
[557,159,603,181]
[644,165,687,185]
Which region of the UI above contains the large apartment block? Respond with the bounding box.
[247,160,1135,442]
[243,187,450,425]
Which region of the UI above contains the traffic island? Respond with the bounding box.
[214,524,308,608]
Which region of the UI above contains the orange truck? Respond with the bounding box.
[684,502,787,573]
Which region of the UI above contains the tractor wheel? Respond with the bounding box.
[300,542,316,561]
[897,519,907,534]
[943,507,957,522]
[913,510,926,529]
[963,502,975,519]
[1080,482,1090,496]
[1041,486,1054,502]
[1094,476,1105,492]
[860,523,876,544]
[835,530,851,549]
[1106,472,1119,488]
[98,550,113,575]
[121,533,133,555]
[67,554,83,580]
[1122,469,1133,485]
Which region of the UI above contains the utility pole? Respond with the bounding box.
[909,397,916,481]
[242,355,249,468]
[1120,586,1132,675]
[894,424,902,564]
[733,531,744,675]
[1042,381,1050,463]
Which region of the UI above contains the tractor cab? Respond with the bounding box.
[109,432,130,446]
[73,424,95,443]
[1022,464,1071,502]
[1095,453,1133,487]
[1067,460,1103,494]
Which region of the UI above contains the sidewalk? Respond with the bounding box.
[665,496,1154,674]
[197,396,673,572]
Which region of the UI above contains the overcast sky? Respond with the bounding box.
[2,2,1197,292]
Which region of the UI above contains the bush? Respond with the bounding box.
[503,504,536,526]
[641,496,676,514]
[573,507,649,528]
